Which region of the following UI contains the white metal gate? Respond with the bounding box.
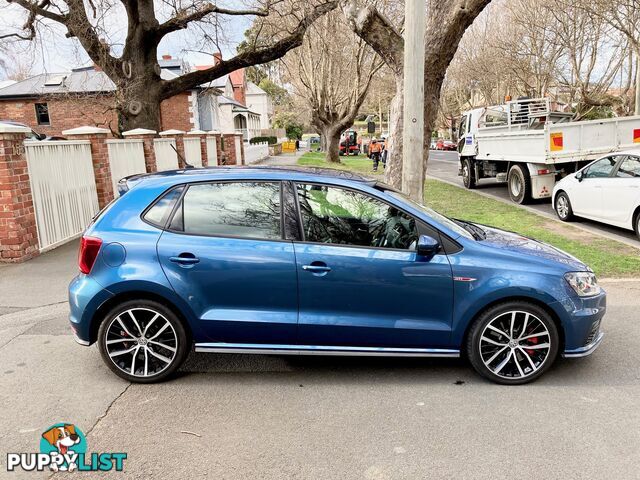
[107,139,146,193]
[183,137,202,167]
[153,138,179,171]
[25,140,99,251]
[234,136,242,164]
[206,137,218,165]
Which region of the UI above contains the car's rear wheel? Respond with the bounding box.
[467,302,559,385]
[98,300,189,383]
[554,191,574,221]
[508,164,531,204]
[634,210,640,241]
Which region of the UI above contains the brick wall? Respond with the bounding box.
[160,93,194,132]
[0,91,196,136]
[0,95,118,137]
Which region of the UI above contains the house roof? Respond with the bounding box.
[218,95,246,108]
[229,69,245,87]
[0,67,180,98]
[0,80,17,90]
[246,81,267,95]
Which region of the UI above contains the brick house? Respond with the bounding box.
[0,54,271,138]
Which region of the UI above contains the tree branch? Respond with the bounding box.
[160,1,338,99]
[340,0,404,76]
[156,3,271,39]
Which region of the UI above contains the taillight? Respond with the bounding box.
[78,236,102,274]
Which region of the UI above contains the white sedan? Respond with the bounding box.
[552,149,640,239]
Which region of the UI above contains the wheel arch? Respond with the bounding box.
[89,289,195,346]
[633,205,640,233]
[460,295,565,358]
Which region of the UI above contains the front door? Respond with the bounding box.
[603,155,640,225]
[157,181,298,344]
[572,156,618,219]
[293,183,454,349]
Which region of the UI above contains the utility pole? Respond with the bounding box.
[401,0,426,203]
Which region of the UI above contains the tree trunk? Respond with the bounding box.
[117,88,163,132]
[325,128,342,163]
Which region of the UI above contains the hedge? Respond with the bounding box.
[249,136,277,145]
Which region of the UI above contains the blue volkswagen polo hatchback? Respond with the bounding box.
[69,167,606,385]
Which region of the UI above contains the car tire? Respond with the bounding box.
[508,164,531,204]
[635,210,640,241]
[462,157,476,189]
[98,299,190,383]
[554,191,574,222]
[466,301,559,385]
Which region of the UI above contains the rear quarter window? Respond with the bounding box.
[142,186,184,228]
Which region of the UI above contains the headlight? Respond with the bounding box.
[564,272,601,297]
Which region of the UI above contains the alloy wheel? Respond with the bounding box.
[104,308,178,378]
[556,195,569,219]
[479,310,551,380]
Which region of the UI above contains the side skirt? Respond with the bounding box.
[194,343,460,358]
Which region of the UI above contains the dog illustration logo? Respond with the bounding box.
[40,423,86,471]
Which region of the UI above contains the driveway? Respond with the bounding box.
[426,151,640,247]
[1,244,640,479]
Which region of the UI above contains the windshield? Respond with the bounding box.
[388,191,474,240]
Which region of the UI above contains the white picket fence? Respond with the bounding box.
[153,138,179,171]
[244,142,270,164]
[107,139,146,193]
[206,136,218,165]
[183,137,203,167]
[24,140,99,251]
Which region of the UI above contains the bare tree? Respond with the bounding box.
[2,0,339,131]
[284,10,382,163]
[342,0,491,190]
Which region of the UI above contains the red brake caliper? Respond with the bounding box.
[525,336,538,355]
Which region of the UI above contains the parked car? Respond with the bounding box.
[69,167,606,385]
[0,120,66,140]
[435,138,457,151]
[553,150,640,239]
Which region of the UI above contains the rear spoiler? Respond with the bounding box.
[117,173,148,196]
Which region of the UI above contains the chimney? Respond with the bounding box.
[213,52,223,65]
[162,54,172,60]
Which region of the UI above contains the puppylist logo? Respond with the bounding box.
[6,423,127,472]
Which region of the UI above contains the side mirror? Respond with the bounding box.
[576,170,583,182]
[416,235,440,259]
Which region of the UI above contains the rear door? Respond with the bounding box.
[605,155,640,226]
[292,182,454,349]
[157,181,299,344]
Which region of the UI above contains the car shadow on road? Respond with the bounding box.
[174,350,620,388]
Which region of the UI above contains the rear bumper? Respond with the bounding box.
[562,331,604,358]
[68,274,113,345]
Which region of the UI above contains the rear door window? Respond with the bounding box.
[143,186,184,228]
[170,182,282,240]
[616,156,640,178]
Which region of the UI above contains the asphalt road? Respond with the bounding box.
[1,242,640,479]
[426,151,640,247]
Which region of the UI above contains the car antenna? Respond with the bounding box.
[170,143,194,169]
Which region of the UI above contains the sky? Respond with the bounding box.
[0,1,252,79]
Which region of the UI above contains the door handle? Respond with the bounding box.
[169,254,200,265]
[302,262,331,274]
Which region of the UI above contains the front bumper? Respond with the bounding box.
[562,331,604,358]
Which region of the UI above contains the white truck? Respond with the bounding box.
[457,98,640,204]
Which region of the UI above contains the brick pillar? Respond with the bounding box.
[160,129,186,168]
[62,126,114,209]
[187,130,208,167]
[0,125,39,262]
[222,132,237,165]
[122,128,158,173]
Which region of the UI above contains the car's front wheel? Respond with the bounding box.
[467,302,559,385]
[555,191,574,221]
[98,300,189,383]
